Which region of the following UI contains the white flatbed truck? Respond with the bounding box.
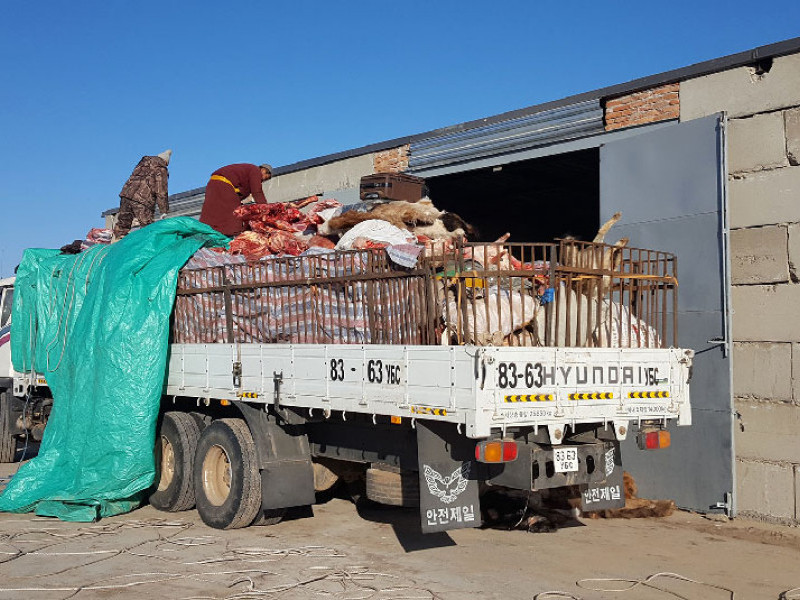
[2,240,693,532]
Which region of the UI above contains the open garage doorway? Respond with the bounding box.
[423,148,600,244]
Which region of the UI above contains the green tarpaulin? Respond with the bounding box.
[0,218,228,521]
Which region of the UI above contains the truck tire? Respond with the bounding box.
[251,508,287,527]
[0,389,19,463]
[194,418,262,530]
[149,411,200,512]
[366,466,420,507]
[313,460,340,493]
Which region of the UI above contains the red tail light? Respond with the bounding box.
[475,439,518,463]
[640,430,671,450]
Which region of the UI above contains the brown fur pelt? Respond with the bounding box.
[586,471,676,519]
[323,198,478,242]
[325,200,442,235]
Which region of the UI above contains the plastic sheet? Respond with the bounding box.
[0,218,229,521]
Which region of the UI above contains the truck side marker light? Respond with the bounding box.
[390,416,402,424]
[641,430,671,450]
[475,440,518,463]
[569,392,613,400]
[220,399,231,406]
[411,406,448,416]
[629,391,670,399]
[504,394,553,402]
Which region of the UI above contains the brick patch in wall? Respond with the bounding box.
[373,145,410,173]
[604,83,680,131]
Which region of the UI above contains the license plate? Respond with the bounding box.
[553,447,579,473]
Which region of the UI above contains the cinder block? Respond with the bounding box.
[733,342,792,400]
[734,400,800,462]
[730,226,789,284]
[787,108,800,166]
[681,53,800,121]
[732,284,800,342]
[263,153,374,204]
[729,166,800,228]
[728,113,788,174]
[736,459,796,519]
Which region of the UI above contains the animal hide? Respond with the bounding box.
[324,199,477,242]
[585,472,676,519]
[480,488,581,533]
[326,199,442,234]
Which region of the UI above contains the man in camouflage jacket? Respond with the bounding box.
[113,149,171,238]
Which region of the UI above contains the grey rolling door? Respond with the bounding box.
[600,114,734,515]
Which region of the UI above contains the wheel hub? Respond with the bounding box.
[202,444,232,506]
[157,436,175,492]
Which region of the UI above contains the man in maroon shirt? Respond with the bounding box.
[199,163,273,236]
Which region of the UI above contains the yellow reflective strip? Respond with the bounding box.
[628,391,670,399]
[569,392,614,400]
[410,406,448,416]
[504,394,554,403]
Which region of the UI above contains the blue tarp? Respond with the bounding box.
[0,218,228,521]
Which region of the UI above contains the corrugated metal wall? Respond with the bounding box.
[408,100,604,171]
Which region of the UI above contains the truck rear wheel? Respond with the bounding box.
[194,418,262,529]
[366,466,420,507]
[149,411,200,512]
[251,508,286,526]
[0,390,19,463]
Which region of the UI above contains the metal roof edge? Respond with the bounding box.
[276,36,800,174]
[102,36,800,217]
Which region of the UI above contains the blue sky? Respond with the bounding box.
[0,0,797,276]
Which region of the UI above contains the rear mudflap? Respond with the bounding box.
[416,421,481,533]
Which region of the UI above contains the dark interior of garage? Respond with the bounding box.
[425,148,600,243]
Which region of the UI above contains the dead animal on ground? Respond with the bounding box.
[480,488,581,533]
[585,471,676,519]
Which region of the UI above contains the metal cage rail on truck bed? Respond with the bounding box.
[173,239,678,349]
[167,241,690,440]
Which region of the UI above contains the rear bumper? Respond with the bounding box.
[485,440,619,491]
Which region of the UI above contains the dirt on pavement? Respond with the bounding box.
[0,458,798,600]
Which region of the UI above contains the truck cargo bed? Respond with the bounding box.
[165,343,692,439]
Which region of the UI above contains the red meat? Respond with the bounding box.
[229,231,273,259]
[307,198,343,224]
[308,235,336,249]
[234,202,311,233]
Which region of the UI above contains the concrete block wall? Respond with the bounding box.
[681,51,800,525]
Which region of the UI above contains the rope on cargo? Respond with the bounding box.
[44,245,110,372]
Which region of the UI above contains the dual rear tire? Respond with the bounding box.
[150,413,285,529]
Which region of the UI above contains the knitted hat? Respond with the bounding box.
[157,149,172,165]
